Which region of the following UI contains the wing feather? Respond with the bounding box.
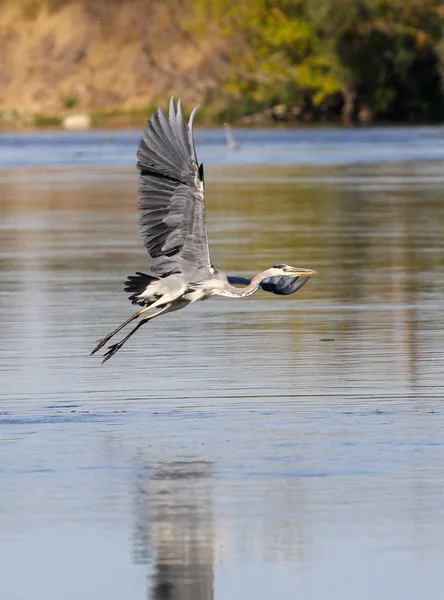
[227,275,311,296]
[137,99,211,278]
[260,275,311,295]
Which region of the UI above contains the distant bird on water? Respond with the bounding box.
[91,98,316,362]
[224,123,240,150]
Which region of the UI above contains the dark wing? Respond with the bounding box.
[227,275,311,296]
[260,275,311,295]
[137,98,212,279]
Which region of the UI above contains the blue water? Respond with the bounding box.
[1,127,444,600]
[1,125,444,168]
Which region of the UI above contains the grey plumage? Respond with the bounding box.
[227,274,311,296]
[91,98,316,362]
[137,98,211,278]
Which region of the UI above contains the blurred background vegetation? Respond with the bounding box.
[0,0,443,127]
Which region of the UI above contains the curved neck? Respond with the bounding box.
[218,270,272,298]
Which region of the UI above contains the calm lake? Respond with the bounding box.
[1,127,444,599]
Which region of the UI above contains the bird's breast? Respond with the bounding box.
[183,282,215,303]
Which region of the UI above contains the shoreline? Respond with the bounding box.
[1,111,443,133]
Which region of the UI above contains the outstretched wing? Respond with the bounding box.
[137,98,212,279]
[260,275,311,295]
[227,275,311,296]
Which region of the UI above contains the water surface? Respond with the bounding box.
[2,124,444,168]
[1,131,444,599]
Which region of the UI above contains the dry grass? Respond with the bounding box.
[0,0,225,118]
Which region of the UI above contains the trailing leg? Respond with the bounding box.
[91,305,154,356]
[101,304,172,363]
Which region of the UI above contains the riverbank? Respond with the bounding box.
[0,104,351,131]
[0,103,416,131]
[1,1,443,130]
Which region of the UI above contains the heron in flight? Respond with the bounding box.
[91,99,316,362]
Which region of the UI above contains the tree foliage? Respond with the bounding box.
[1,0,443,124]
[196,0,444,123]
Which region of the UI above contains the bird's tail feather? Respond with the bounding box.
[124,272,160,304]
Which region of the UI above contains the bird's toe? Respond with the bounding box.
[91,338,108,356]
[101,343,121,363]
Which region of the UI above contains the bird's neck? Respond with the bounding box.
[218,270,272,298]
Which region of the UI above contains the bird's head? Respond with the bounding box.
[270,263,317,278]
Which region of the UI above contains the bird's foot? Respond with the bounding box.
[102,342,123,363]
[90,336,110,356]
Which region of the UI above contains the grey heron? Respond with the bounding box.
[224,123,240,150]
[91,98,316,362]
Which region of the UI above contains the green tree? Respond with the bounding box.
[195,0,344,118]
[195,0,444,123]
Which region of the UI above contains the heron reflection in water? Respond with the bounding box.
[91,98,316,362]
[134,460,214,600]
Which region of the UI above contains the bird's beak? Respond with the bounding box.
[288,268,317,276]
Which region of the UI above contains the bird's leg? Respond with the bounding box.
[101,304,172,363]
[91,305,154,356]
